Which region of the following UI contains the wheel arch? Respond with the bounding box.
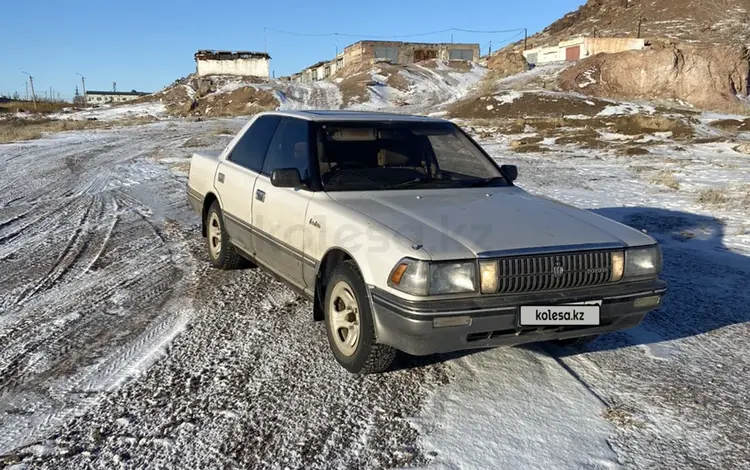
[201,192,219,237]
[313,247,361,321]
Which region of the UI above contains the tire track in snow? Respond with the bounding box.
[13,196,97,306]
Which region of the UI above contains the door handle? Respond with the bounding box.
[255,189,266,202]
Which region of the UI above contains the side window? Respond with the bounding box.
[261,118,310,181]
[227,115,280,172]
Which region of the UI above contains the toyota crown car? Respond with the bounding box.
[186,110,667,374]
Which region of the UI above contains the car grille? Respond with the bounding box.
[495,251,613,294]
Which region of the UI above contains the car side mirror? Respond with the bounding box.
[501,164,518,182]
[270,168,302,188]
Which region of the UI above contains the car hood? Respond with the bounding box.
[327,187,655,259]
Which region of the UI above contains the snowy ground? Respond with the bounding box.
[48,102,168,121]
[0,112,749,469]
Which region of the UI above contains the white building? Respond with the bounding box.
[85,90,149,106]
[195,50,270,79]
[523,36,648,66]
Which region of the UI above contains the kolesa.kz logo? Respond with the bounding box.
[535,308,585,321]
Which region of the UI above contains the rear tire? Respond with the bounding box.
[557,334,600,347]
[205,201,243,270]
[324,260,396,374]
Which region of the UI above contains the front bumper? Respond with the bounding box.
[369,279,667,356]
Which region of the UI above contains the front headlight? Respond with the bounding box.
[624,245,662,279]
[389,259,477,296]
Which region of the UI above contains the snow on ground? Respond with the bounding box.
[1,105,749,469]
[49,102,168,121]
[275,80,343,110]
[350,62,486,114]
[412,348,619,470]
[597,102,657,116]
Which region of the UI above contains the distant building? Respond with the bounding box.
[294,40,480,82]
[194,50,271,79]
[343,40,479,68]
[85,90,149,106]
[523,36,648,66]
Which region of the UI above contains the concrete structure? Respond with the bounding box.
[523,36,647,65]
[85,90,149,106]
[343,40,479,69]
[194,50,271,79]
[294,41,479,83]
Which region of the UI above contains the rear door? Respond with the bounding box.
[215,115,280,254]
[251,117,315,288]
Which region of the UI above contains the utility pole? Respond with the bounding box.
[489,41,492,56]
[524,28,528,50]
[77,73,87,107]
[25,82,28,100]
[22,71,36,110]
[637,17,643,38]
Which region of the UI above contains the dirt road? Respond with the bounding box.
[1,120,749,469]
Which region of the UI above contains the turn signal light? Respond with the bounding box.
[611,251,624,282]
[634,295,661,308]
[433,316,472,328]
[390,263,408,285]
[479,261,499,294]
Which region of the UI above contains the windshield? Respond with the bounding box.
[315,121,507,191]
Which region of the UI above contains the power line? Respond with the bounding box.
[265,26,526,40]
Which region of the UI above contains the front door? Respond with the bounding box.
[215,115,280,255]
[566,46,580,61]
[252,117,314,288]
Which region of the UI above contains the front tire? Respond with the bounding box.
[205,201,243,270]
[324,260,396,374]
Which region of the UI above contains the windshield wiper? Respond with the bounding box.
[467,177,506,187]
[380,177,430,189]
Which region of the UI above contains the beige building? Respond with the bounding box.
[343,40,479,68]
[523,36,648,65]
[295,40,480,82]
[194,50,271,79]
[85,90,149,106]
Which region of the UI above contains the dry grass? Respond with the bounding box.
[620,147,651,156]
[0,100,73,114]
[697,188,730,206]
[339,72,371,107]
[476,79,499,97]
[630,165,658,173]
[510,136,544,148]
[213,128,235,135]
[0,116,157,144]
[512,144,550,153]
[650,171,680,190]
[710,118,750,132]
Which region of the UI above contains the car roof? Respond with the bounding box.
[259,109,451,123]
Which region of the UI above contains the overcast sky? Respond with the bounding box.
[1,0,585,100]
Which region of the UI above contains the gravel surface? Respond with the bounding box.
[1,118,749,469]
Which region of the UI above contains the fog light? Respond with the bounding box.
[433,316,472,328]
[634,295,661,308]
[479,261,498,294]
[612,251,624,282]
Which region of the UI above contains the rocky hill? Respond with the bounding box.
[515,0,750,50]
[134,60,486,118]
